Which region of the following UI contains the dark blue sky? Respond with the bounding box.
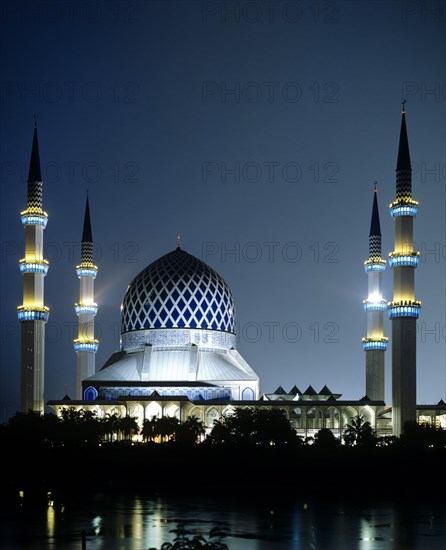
[1,0,445,421]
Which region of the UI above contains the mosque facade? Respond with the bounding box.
[17,110,446,438]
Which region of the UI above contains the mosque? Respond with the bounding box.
[17,107,446,438]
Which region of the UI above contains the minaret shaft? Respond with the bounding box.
[363,188,387,402]
[392,318,417,436]
[19,125,49,413]
[20,322,45,412]
[74,196,98,399]
[389,108,420,437]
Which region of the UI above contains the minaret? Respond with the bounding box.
[73,195,99,399]
[362,183,387,401]
[388,102,420,436]
[18,120,49,413]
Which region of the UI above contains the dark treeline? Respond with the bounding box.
[1,408,445,502]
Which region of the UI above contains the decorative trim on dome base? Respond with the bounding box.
[121,328,236,351]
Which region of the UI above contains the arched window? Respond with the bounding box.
[241,387,255,401]
[84,386,98,401]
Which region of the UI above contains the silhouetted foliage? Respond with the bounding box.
[376,435,398,447]
[141,415,195,443]
[400,421,446,449]
[58,407,103,445]
[102,412,121,442]
[142,416,158,442]
[176,416,205,444]
[314,428,340,450]
[343,414,376,447]
[117,415,139,440]
[156,416,181,442]
[206,407,298,446]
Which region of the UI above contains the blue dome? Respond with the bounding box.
[121,248,235,335]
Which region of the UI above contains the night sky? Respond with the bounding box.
[1,0,445,422]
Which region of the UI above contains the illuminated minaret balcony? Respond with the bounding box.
[19,258,49,275]
[363,298,387,311]
[75,302,98,315]
[20,208,49,227]
[389,198,418,218]
[362,337,388,351]
[388,300,421,319]
[76,263,98,278]
[73,339,99,353]
[388,251,419,268]
[364,258,386,272]
[17,305,49,322]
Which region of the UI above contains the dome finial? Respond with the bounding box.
[373,180,377,192]
[177,233,181,249]
[401,98,406,114]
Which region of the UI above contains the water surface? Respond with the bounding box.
[1,492,445,549]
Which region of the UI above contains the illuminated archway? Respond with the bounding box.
[146,401,162,420]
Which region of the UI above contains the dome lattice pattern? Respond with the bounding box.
[121,249,235,334]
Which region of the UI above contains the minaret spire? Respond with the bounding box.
[396,100,412,197]
[369,182,382,256]
[362,183,387,402]
[28,121,42,187]
[18,121,49,413]
[388,104,420,436]
[81,194,93,261]
[74,194,99,399]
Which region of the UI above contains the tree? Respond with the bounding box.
[400,421,446,449]
[142,416,158,442]
[205,419,230,445]
[102,413,120,442]
[58,407,102,445]
[4,410,48,446]
[206,407,297,446]
[314,428,339,450]
[156,416,180,442]
[343,414,376,447]
[117,415,139,441]
[176,416,205,444]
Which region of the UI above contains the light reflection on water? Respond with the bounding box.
[1,493,446,549]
